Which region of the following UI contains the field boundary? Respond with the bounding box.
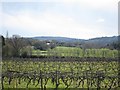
[2,57,118,62]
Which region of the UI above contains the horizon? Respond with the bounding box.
[1,33,118,40]
[27,35,118,40]
[0,0,118,39]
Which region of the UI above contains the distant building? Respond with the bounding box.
[47,42,50,45]
[12,35,21,38]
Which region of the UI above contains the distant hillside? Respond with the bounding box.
[32,36,119,48]
[87,36,118,43]
[33,36,84,43]
[83,36,118,48]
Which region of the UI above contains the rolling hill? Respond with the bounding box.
[33,36,84,43]
[32,36,119,48]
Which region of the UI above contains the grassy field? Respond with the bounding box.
[32,46,118,58]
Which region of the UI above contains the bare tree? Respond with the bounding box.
[9,35,27,57]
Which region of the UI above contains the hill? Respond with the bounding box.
[33,36,84,43]
[83,36,118,48]
[32,36,119,49]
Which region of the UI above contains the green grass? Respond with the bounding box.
[31,46,118,58]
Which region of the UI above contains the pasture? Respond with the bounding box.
[32,46,118,58]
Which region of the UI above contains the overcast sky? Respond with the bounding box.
[0,0,119,39]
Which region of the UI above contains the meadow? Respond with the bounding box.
[32,46,118,58]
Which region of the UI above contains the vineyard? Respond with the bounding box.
[1,1,120,89]
[2,56,119,89]
[1,46,119,89]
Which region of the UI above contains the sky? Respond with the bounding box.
[0,0,119,39]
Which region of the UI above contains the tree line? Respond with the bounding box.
[1,35,56,57]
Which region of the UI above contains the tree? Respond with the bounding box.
[8,35,28,57]
[1,36,5,46]
[0,35,5,58]
[33,41,49,51]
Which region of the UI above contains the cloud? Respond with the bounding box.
[1,0,119,14]
[1,0,119,11]
[97,18,105,23]
[0,0,118,39]
[1,10,109,39]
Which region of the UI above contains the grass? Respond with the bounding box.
[30,46,118,58]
